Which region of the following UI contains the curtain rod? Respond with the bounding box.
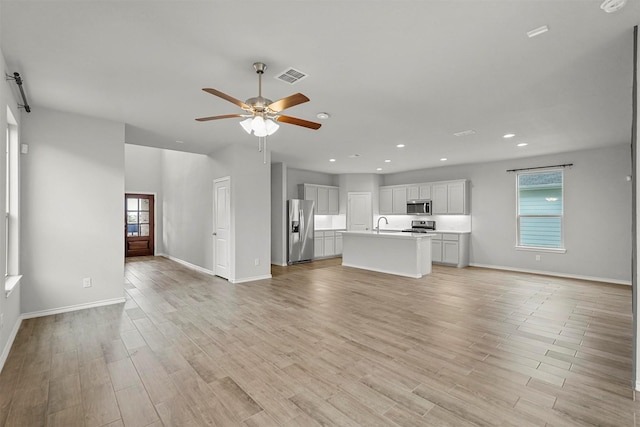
[506,163,573,173]
[5,72,31,113]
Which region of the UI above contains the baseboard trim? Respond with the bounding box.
[160,255,273,283]
[230,274,273,284]
[160,254,215,276]
[0,316,23,373]
[468,263,631,286]
[21,297,127,320]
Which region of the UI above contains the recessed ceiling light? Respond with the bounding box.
[384,159,391,163]
[376,168,382,171]
[503,133,515,139]
[440,158,448,162]
[517,143,528,147]
[396,144,405,148]
[329,158,336,162]
[316,112,330,120]
[176,140,184,144]
[527,25,549,38]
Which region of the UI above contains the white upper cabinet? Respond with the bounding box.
[317,187,329,213]
[302,184,318,208]
[328,187,339,213]
[432,180,469,214]
[407,184,431,201]
[432,183,449,214]
[447,181,466,214]
[379,188,393,214]
[392,187,407,214]
[382,180,468,215]
[419,184,432,200]
[407,185,419,200]
[300,184,340,215]
[379,185,407,214]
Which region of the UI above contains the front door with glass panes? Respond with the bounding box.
[125,194,154,257]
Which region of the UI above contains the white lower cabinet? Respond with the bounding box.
[431,239,442,263]
[335,233,343,255]
[314,232,324,258]
[442,238,459,265]
[314,230,344,259]
[324,231,336,257]
[430,233,469,267]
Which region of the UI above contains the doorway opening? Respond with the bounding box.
[125,193,155,257]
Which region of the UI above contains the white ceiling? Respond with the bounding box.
[1,1,638,174]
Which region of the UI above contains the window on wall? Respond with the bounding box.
[5,107,21,296]
[516,169,565,251]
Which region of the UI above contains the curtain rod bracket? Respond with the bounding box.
[5,72,31,113]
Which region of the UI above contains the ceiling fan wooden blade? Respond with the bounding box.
[195,114,245,122]
[202,88,250,110]
[276,115,322,130]
[268,93,310,112]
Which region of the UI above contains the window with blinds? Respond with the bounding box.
[517,170,563,249]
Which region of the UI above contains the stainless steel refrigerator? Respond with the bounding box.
[288,199,314,264]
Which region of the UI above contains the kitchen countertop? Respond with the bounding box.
[339,230,435,239]
[371,229,471,234]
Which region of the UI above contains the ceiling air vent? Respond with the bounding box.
[274,67,308,85]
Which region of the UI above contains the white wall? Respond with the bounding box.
[124,144,163,254]
[385,144,632,283]
[271,162,287,266]
[0,39,23,366]
[161,149,214,270]
[287,167,337,200]
[21,107,125,314]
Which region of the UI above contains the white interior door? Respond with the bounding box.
[213,177,230,279]
[348,192,372,231]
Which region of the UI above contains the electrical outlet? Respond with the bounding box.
[83,277,92,288]
[535,255,541,261]
[254,258,260,266]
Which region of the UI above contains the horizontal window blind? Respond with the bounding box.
[517,170,563,249]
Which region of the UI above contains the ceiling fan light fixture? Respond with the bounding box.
[240,118,253,134]
[265,118,279,136]
[248,116,279,137]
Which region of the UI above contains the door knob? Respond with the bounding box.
[212,232,217,236]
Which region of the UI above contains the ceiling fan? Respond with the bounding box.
[196,62,322,137]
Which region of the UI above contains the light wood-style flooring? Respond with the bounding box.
[0,256,637,426]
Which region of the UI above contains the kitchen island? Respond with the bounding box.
[339,231,434,278]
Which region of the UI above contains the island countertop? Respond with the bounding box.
[338,230,435,239]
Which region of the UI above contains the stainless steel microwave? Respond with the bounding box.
[406,199,432,215]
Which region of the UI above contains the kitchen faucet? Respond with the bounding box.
[376,216,389,233]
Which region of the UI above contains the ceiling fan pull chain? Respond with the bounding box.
[263,136,268,164]
[258,137,262,152]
